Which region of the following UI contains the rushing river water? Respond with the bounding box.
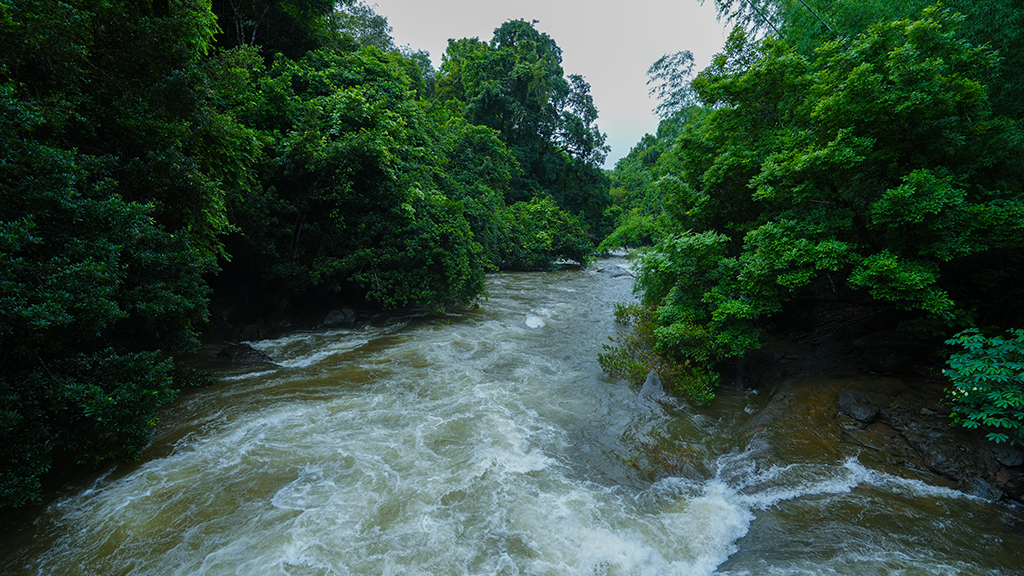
[2,257,1023,575]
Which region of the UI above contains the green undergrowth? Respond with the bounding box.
[598,302,718,404]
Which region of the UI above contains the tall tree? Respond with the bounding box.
[624,7,1024,402]
[1,0,234,507]
[435,20,611,230]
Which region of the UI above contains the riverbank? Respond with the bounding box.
[725,334,1024,508]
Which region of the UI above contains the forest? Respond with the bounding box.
[2,0,1022,509]
[0,0,607,507]
[600,1,1024,438]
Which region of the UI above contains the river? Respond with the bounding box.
[1,256,1022,575]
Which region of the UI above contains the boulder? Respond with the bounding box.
[993,444,1024,468]
[323,307,356,327]
[639,369,666,400]
[956,477,1004,501]
[602,267,632,279]
[639,369,680,408]
[838,389,888,423]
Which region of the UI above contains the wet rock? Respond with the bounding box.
[217,344,275,364]
[838,389,888,423]
[852,330,930,373]
[904,428,986,480]
[601,267,632,278]
[323,307,356,327]
[1000,475,1024,501]
[639,369,668,402]
[993,444,1024,468]
[957,477,1004,501]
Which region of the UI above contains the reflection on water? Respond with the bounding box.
[1,258,1022,575]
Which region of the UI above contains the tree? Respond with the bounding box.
[944,328,1024,446]
[624,7,1024,403]
[435,20,611,232]
[218,45,488,310]
[1,0,226,506]
[210,0,338,60]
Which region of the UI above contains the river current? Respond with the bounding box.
[2,257,1022,575]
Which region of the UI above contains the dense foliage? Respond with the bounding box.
[604,2,1024,411]
[435,20,613,233]
[945,328,1024,446]
[1,1,608,507]
[1,0,227,508]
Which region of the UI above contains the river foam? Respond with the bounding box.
[3,260,1022,575]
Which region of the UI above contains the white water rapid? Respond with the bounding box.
[1,257,1021,575]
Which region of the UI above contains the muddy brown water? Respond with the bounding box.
[1,257,1022,575]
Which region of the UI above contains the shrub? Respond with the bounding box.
[944,328,1024,445]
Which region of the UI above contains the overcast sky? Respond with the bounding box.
[367,0,732,168]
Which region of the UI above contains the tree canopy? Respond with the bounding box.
[603,3,1024,405]
[1,2,609,507]
[436,20,612,232]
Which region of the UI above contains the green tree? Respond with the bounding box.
[624,7,1024,403]
[210,0,338,60]
[944,328,1024,446]
[496,197,594,271]
[219,45,488,310]
[435,20,611,232]
[1,0,226,506]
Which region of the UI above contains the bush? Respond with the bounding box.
[598,303,718,404]
[496,197,593,270]
[944,328,1024,445]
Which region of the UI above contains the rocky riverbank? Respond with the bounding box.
[730,335,1024,508]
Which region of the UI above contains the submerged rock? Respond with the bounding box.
[217,344,276,364]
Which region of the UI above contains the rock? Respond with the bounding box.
[993,444,1024,468]
[217,344,276,364]
[852,330,930,373]
[956,477,1004,501]
[639,369,666,400]
[602,267,632,278]
[639,369,681,408]
[838,389,888,423]
[323,307,356,327]
[904,428,987,481]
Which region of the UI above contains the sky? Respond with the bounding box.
[367,0,733,168]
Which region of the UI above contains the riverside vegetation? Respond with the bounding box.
[2,0,1023,509]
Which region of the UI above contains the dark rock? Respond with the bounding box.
[217,344,276,364]
[852,330,930,373]
[323,308,356,327]
[838,389,888,423]
[1001,476,1024,501]
[904,428,986,480]
[957,477,1004,501]
[993,444,1024,468]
